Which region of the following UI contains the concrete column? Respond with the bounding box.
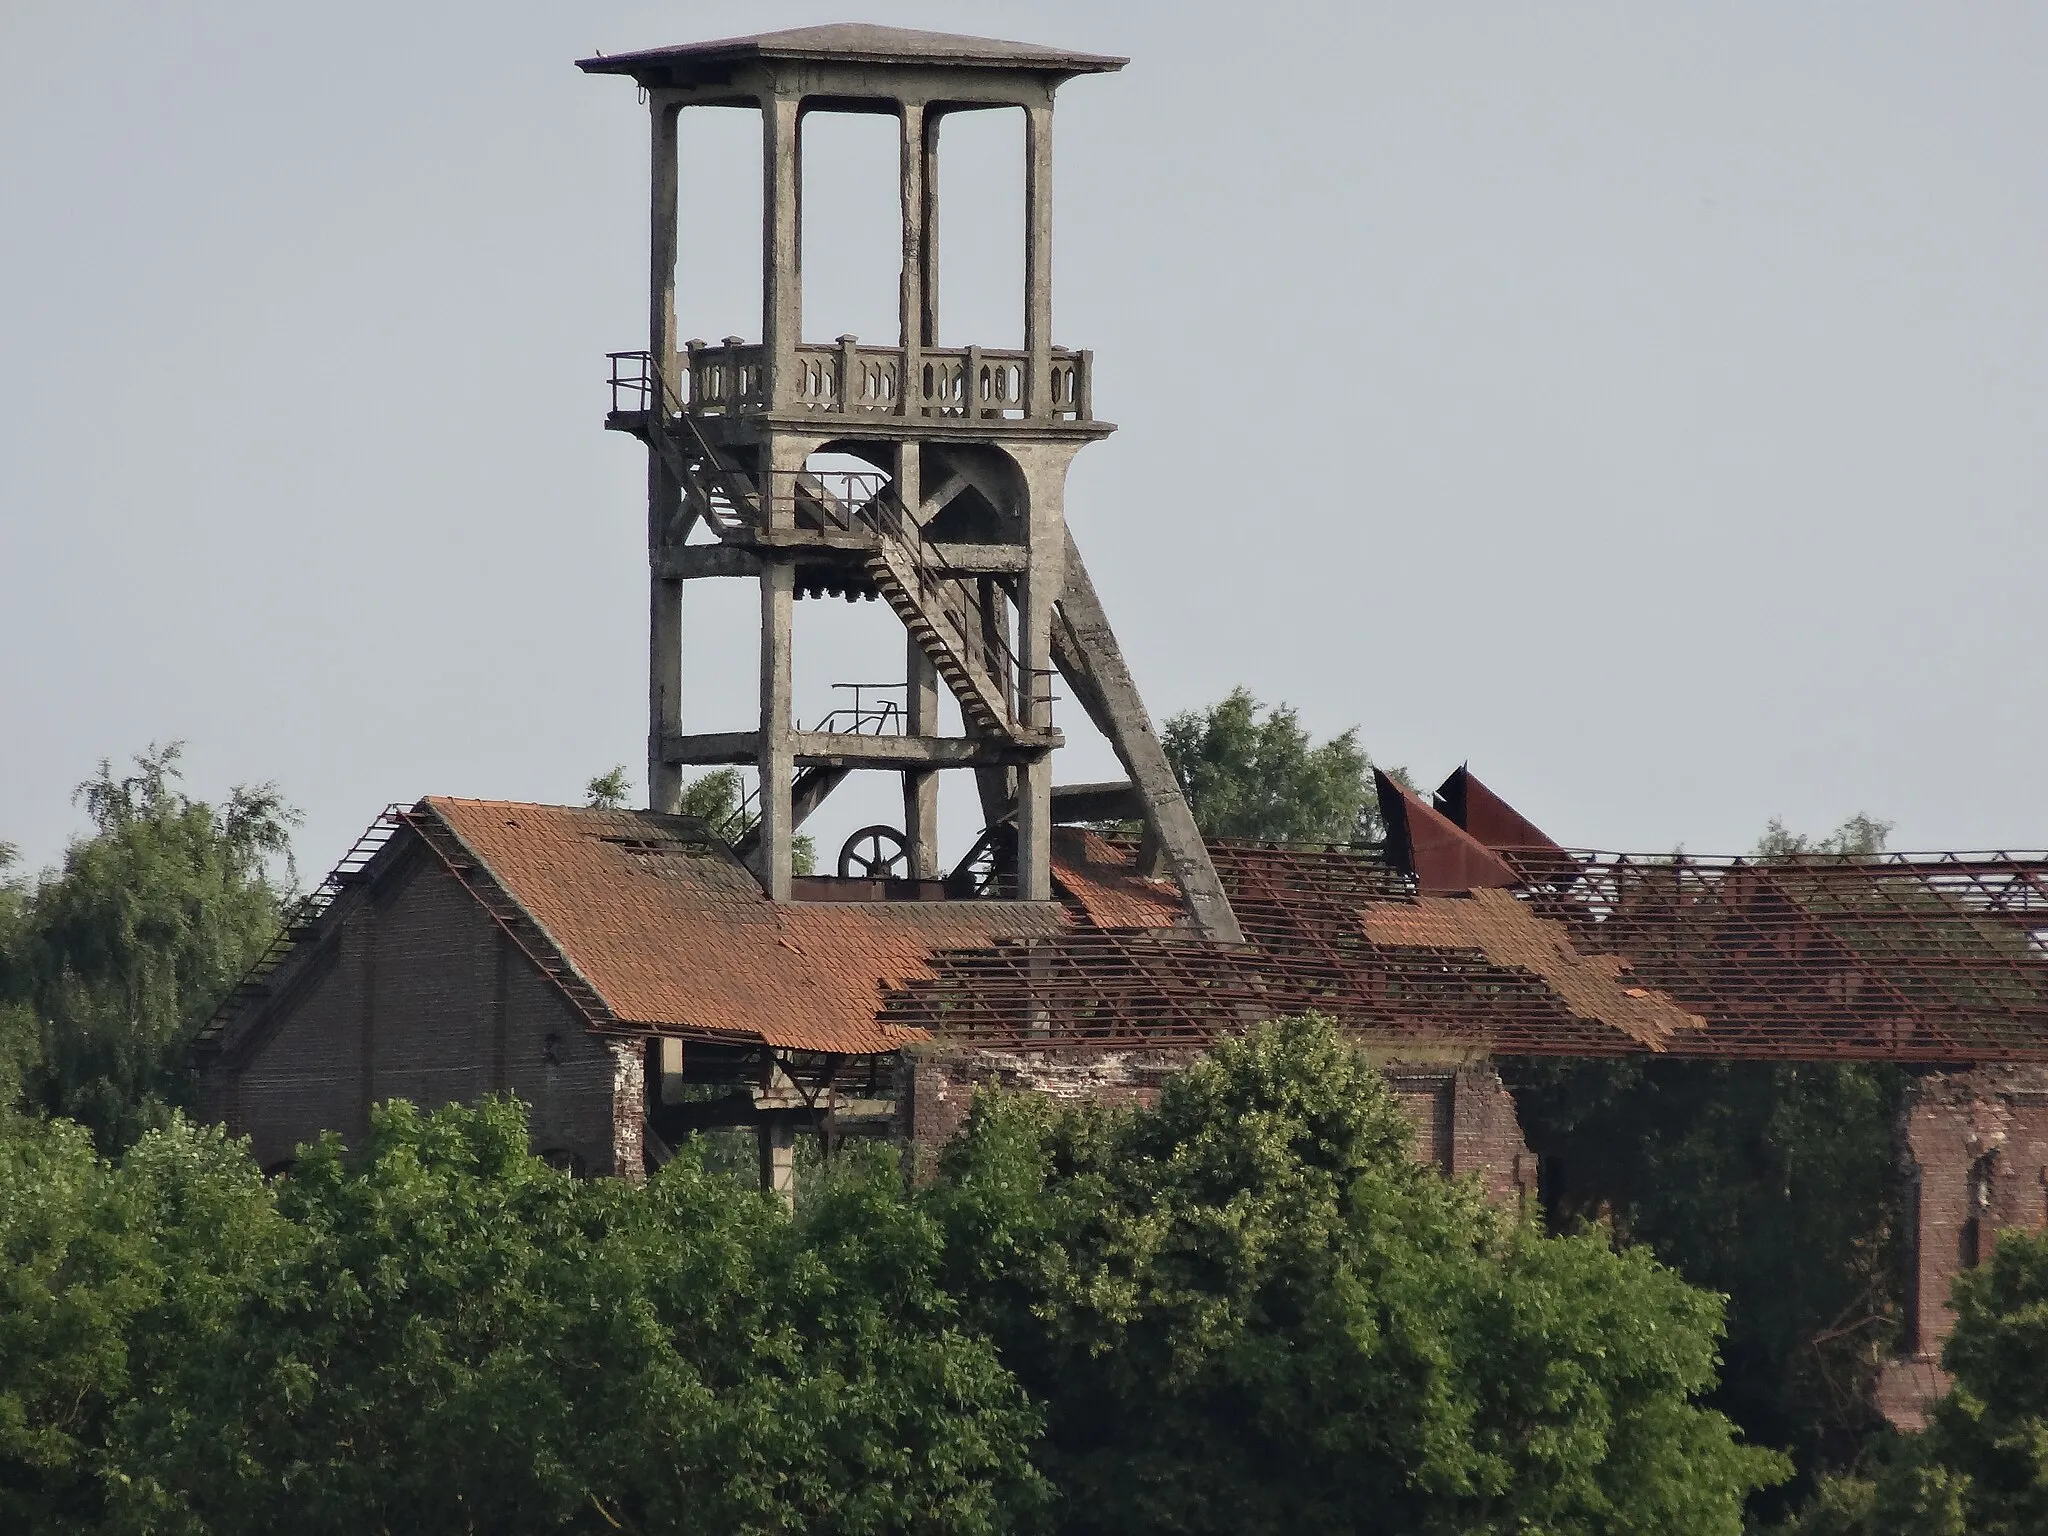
[896,443,940,875]
[905,634,940,879]
[1013,445,1072,902]
[650,99,681,397]
[647,99,684,814]
[762,94,803,409]
[919,108,942,347]
[757,558,795,901]
[897,99,926,412]
[1023,100,1054,418]
[759,1118,796,1207]
[648,512,683,813]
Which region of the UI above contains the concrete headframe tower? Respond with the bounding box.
[581,24,1238,940]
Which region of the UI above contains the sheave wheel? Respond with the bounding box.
[838,825,910,879]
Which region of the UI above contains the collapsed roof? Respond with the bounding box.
[203,775,2048,1069]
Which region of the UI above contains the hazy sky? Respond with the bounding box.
[4,1,2045,880]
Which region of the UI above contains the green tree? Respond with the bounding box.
[926,1014,1787,1536]
[1781,1230,2048,1536]
[0,746,299,1152]
[677,767,817,876]
[0,1113,288,1531]
[584,765,632,809]
[111,1097,1045,1536]
[1161,688,1403,844]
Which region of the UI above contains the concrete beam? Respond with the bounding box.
[658,543,763,580]
[1053,529,1243,943]
[1052,781,1143,823]
[929,541,1027,574]
[663,731,759,766]
[789,731,1056,769]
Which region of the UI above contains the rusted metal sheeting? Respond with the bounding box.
[1376,769,1519,895]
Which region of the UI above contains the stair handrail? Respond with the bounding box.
[776,469,1047,731]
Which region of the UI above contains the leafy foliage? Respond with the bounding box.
[1160,687,1406,844]
[926,1014,1788,1536]
[1754,813,1893,860]
[1510,1058,1907,1490]
[584,764,633,809]
[106,1098,1044,1536]
[0,1113,287,1531]
[677,767,817,876]
[1780,1230,2048,1535]
[0,745,297,1151]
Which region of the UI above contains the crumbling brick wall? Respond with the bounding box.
[897,1045,1535,1203]
[1877,1064,2048,1430]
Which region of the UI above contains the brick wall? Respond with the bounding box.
[214,847,636,1176]
[1876,1064,2048,1428]
[897,1044,1534,1202]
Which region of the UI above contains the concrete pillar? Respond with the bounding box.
[650,100,681,397]
[1013,445,1072,902]
[1023,100,1054,419]
[647,99,684,814]
[919,108,942,347]
[762,94,802,408]
[897,443,940,876]
[757,559,795,901]
[648,521,682,814]
[898,99,927,408]
[758,1118,796,1207]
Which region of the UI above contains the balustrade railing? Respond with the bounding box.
[612,343,1092,422]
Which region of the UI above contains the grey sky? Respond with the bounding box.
[3,0,2044,880]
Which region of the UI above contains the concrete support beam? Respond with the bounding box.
[899,443,941,878]
[1052,529,1243,943]
[794,731,1051,768]
[930,542,1027,575]
[758,1118,796,1207]
[918,107,941,347]
[663,730,1053,771]
[761,94,802,411]
[664,732,761,767]
[658,544,764,580]
[1023,100,1054,419]
[898,99,927,402]
[757,560,795,901]
[1011,445,1074,902]
[646,99,684,816]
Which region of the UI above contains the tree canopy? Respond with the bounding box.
[1161,688,1404,845]
[926,1015,1788,1536]
[0,745,296,1152]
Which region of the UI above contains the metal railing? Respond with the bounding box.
[808,682,907,737]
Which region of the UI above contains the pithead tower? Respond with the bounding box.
[581,24,1238,940]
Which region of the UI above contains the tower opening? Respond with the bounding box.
[799,107,901,347]
[934,107,1026,351]
[675,106,764,347]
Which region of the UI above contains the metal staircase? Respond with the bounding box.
[611,349,1047,743]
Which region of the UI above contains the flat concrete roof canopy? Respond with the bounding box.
[575,23,1128,88]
